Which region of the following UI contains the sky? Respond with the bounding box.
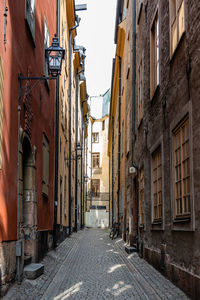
[75,0,117,97]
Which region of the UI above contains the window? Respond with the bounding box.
[173,116,190,218]
[139,168,144,226]
[170,0,185,56]
[150,12,159,98]
[92,153,100,169]
[92,132,99,143]
[91,179,100,196]
[102,120,105,131]
[25,0,35,42]
[42,134,49,197]
[0,56,4,169]
[138,59,143,124]
[152,147,162,221]
[44,18,50,76]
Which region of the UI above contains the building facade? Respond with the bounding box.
[0,0,56,288]
[85,91,110,228]
[135,0,200,298]
[109,0,200,298]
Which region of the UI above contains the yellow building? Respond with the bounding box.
[108,7,125,234]
[57,0,88,241]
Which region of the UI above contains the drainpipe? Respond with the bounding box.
[80,126,83,228]
[74,71,79,232]
[90,119,93,207]
[132,0,138,246]
[111,117,114,226]
[68,17,80,235]
[132,0,136,165]
[53,0,60,248]
[81,114,84,228]
[16,77,22,284]
[117,56,121,224]
[109,154,110,227]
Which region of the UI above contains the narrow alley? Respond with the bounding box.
[4,229,189,300]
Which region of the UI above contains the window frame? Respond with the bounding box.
[92,132,99,143]
[169,0,185,57]
[152,146,162,222]
[173,115,190,219]
[170,102,195,231]
[91,179,100,196]
[150,10,160,99]
[92,152,100,169]
[102,120,105,131]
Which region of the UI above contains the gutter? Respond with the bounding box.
[132,0,139,248]
[68,16,80,235]
[53,0,60,247]
[117,56,121,224]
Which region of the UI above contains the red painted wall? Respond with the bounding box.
[0,0,57,242]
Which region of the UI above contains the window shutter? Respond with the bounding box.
[0,56,4,168]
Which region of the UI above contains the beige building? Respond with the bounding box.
[57,0,88,241]
[85,91,110,228]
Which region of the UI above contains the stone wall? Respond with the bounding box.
[135,0,200,299]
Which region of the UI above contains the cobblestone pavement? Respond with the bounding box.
[3,228,189,300]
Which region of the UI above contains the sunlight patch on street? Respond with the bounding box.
[106,281,132,296]
[54,282,83,300]
[108,264,125,273]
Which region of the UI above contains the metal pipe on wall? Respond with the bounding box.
[117,56,121,224]
[68,19,80,235]
[75,71,79,232]
[53,0,60,247]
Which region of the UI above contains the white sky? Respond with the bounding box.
[75,0,117,97]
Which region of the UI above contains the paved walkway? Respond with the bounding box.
[3,228,189,300]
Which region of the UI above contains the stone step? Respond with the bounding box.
[24,255,32,266]
[125,245,137,254]
[24,263,44,280]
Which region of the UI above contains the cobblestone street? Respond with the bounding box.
[3,228,189,300]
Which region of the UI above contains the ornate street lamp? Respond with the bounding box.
[76,142,83,159]
[45,35,65,77]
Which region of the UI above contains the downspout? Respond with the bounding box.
[132,0,136,166]
[68,18,80,235]
[111,117,114,226]
[80,126,83,228]
[81,103,85,229]
[86,131,88,213]
[90,119,93,207]
[118,56,121,224]
[53,0,60,247]
[16,77,22,284]
[109,153,110,227]
[74,71,79,232]
[132,0,138,245]
[81,104,84,228]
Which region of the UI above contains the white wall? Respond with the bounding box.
[85,210,109,228]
